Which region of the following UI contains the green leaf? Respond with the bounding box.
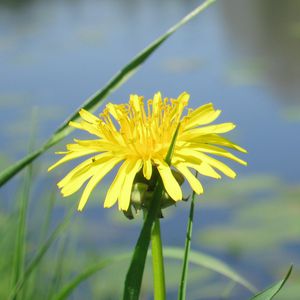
[0,0,216,188]
[8,207,75,300]
[249,266,292,300]
[164,247,257,294]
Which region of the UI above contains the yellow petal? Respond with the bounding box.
[177,92,190,105]
[152,92,162,115]
[175,163,203,194]
[197,153,236,178]
[193,144,247,165]
[48,149,98,172]
[103,161,129,208]
[58,153,118,196]
[79,109,99,124]
[185,161,221,179]
[118,159,143,211]
[186,110,221,130]
[69,121,102,137]
[130,94,141,113]
[57,152,113,188]
[181,123,236,140]
[155,159,182,201]
[143,159,152,180]
[175,148,236,178]
[70,139,110,151]
[188,103,213,119]
[106,103,119,120]
[183,103,221,129]
[196,134,247,153]
[175,92,190,120]
[61,166,98,197]
[77,157,121,211]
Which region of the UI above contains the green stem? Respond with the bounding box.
[151,218,166,300]
[178,172,197,300]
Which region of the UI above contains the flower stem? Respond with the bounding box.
[178,172,198,300]
[151,218,166,300]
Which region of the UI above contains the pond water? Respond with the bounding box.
[1,0,300,299]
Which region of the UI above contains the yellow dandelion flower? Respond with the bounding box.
[48,92,247,212]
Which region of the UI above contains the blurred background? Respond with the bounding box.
[0,0,300,299]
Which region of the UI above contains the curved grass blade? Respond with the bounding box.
[8,207,75,300]
[178,173,197,300]
[52,252,131,300]
[0,0,216,188]
[123,124,181,300]
[249,266,292,300]
[51,246,255,300]
[164,247,257,294]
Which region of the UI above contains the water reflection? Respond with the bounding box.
[221,0,300,104]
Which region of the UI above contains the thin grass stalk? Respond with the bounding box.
[46,237,68,300]
[24,189,58,300]
[165,247,256,293]
[178,172,198,300]
[151,219,166,300]
[11,165,32,300]
[11,108,37,300]
[52,252,131,300]
[8,206,74,300]
[41,189,57,242]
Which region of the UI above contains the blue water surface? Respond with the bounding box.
[1,0,300,299]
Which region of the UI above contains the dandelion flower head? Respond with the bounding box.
[49,92,246,212]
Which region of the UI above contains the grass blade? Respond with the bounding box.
[51,245,256,300]
[0,0,216,187]
[46,237,69,300]
[11,163,32,300]
[52,253,131,300]
[11,108,37,300]
[178,174,197,300]
[22,189,58,300]
[41,189,57,242]
[249,266,292,300]
[164,247,257,294]
[8,207,74,300]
